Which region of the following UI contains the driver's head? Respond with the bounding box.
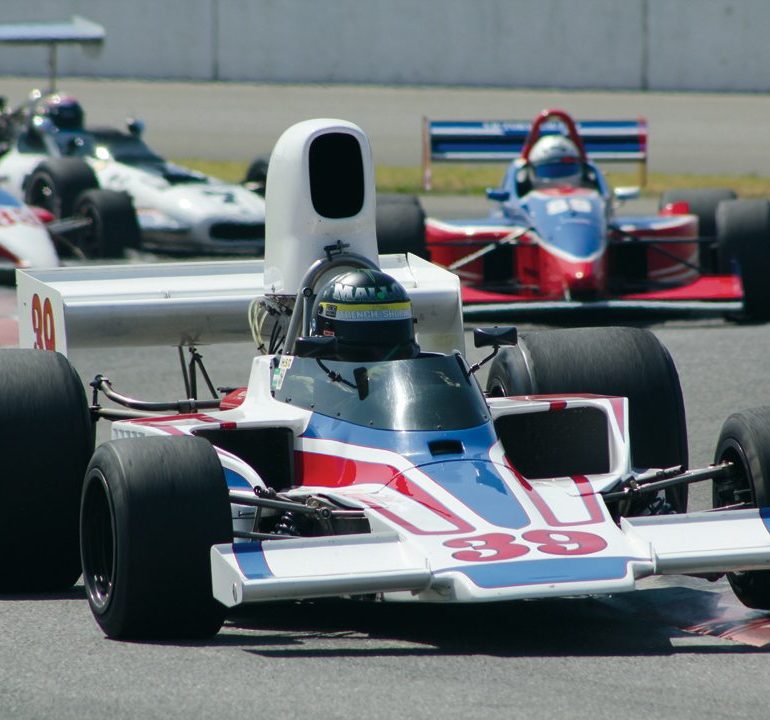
[33,93,85,132]
[528,135,582,188]
[312,269,418,361]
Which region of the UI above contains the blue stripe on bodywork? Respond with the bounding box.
[419,459,529,529]
[301,416,527,528]
[224,467,252,490]
[443,556,634,589]
[302,414,497,466]
[232,543,273,580]
[760,506,770,536]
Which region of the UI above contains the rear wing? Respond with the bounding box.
[15,253,465,357]
[421,117,648,190]
[0,15,105,92]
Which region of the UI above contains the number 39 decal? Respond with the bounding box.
[444,530,607,562]
[31,293,56,351]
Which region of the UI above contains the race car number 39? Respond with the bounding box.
[444,530,607,562]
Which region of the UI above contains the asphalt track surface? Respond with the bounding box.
[3,79,770,720]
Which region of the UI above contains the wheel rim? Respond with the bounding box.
[714,440,754,509]
[486,377,508,398]
[29,178,56,214]
[81,471,116,612]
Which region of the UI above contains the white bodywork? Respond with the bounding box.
[0,129,266,255]
[0,189,59,269]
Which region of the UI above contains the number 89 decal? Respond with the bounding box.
[444,530,607,562]
[31,293,56,351]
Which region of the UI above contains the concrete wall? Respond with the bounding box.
[0,0,766,92]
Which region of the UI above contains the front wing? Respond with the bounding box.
[211,508,770,606]
[462,277,744,320]
[425,216,744,318]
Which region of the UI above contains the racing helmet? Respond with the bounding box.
[33,94,85,131]
[528,135,583,188]
[312,269,419,361]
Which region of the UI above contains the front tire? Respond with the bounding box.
[80,436,233,639]
[24,158,99,218]
[486,326,688,512]
[72,189,141,258]
[713,407,770,609]
[0,349,93,592]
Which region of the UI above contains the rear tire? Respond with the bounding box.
[713,407,770,609]
[659,188,736,272]
[486,326,688,512]
[80,436,233,639]
[73,189,140,258]
[716,199,770,321]
[376,193,427,258]
[243,156,269,195]
[0,349,93,592]
[24,158,99,218]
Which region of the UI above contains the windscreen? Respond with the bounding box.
[91,131,163,164]
[273,354,490,431]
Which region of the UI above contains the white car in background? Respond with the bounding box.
[0,92,267,257]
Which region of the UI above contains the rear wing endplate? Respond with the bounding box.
[422,117,648,190]
[16,253,465,357]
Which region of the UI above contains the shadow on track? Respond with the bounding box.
[216,583,770,658]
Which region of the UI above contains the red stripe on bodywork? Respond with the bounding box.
[295,450,398,488]
[609,397,625,437]
[298,451,476,534]
[506,459,604,527]
[124,413,221,435]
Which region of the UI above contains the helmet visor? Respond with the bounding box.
[533,159,581,181]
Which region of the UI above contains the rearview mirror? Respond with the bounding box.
[473,326,518,348]
[614,186,640,202]
[486,188,511,202]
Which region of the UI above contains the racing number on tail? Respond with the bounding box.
[444,530,607,562]
[31,293,56,350]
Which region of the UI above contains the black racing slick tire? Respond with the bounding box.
[713,407,770,609]
[243,156,269,195]
[0,349,93,592]
[486,326,688,512]
[72,189,141,258]
[24,158,99,218]
[80,436,233,639]
[659,187,737,272]
[716,199,770,321]
[375,193,428,258]
[659,188,737,239]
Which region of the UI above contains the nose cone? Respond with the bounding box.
[541,254,607,300]
[550,220,604,259]
[564,264,600,293]
[547,221,607,298]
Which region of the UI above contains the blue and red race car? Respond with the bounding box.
[422,109,770,320]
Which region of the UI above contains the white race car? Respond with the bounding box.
[0,92,267,256]
[5,118,770,641]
